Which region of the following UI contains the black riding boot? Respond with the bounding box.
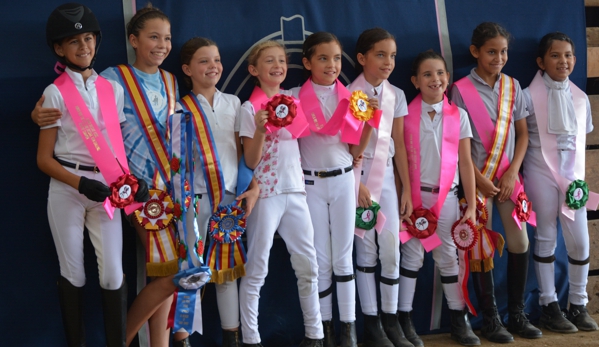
[363,314,394,347]
[380,312,413,347]
[449,309,480,346]
[472,271,513,343]
[173,337,191,347]
[101,279,127,347]
[57,276,86,347]
[322,320,336,347]
[506,250,542,339]
[397,311,423,347]
[540,301,578,333]
[339,321,357,347]
[222,329,241,346]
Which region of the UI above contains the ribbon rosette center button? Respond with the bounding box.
[415,217,429,231]
[275,104,289,119]
[574,188,584,201]
[361,210,374,223]
[119,184,132,199]
[357,99,368,112]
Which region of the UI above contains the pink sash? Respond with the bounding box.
[453,76,530,227]
[529,70,599,219]
[400,95,459,251]
[54,72,132,218]
[248,86,310,138]
[348,74,394,237]
[298,78,362,144]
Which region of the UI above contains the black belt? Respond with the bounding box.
[303,165,353,178]
[55,157,100,173]
[420,186,457,194]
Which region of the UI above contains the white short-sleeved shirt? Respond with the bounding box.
[450,69,528,171]
[291,82,353,170]
[239,90,304,198]
[522,84,593,151]
[101,66,179,184]
[176,90,241,195]
[418,100,472,188]
[42,68,126,166]
[346,79,408,159]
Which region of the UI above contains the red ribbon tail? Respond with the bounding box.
[462,251,476,316]
[167,288,178,329]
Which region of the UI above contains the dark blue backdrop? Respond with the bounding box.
[0,0,587,346]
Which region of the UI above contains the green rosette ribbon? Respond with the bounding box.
[355,201,381,230]
[566,179,589,210]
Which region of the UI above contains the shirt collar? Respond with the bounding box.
[311,80,337,96]
[470,67,502,89]
[422,99,443,114]
[65,67,98,89]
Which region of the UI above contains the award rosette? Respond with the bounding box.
[566,179,589,210]
[135,189,175,231]
[170,266,212,335]
[349,90,375,122]
[265,94,297,128]
[399,208,442,252]
[108,173,139,208]
[406,208,438,239]
[208,204,246,244]
[459,198,488,226]
[355,201,381,230]
[512,191,537,226]
[451,219,478,315]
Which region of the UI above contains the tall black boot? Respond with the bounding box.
[339,321,357,347]
[449,309,480,346]
[299,337,324,347]
[57,276,86,347]
[101,279,127,347]
[322,320,336,347]
[222,329,241,346]
[506,250,542,339]
[471,271,513,343]
[380,312,413,347]
[363,314,394,347]
[397,311,423,347]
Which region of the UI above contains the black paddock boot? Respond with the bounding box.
[472,271,514,343]
[539,301,578,333]
[363,314,394,347]
[222,329,241,346]
[242,344,263,347]
[339,321,357,347]
[381,312,413,347]
[173,337,191,347]
[101,279,127,347]
[567,304,598,331]
[506,250,542,339]
[299,337,324,347]
[397,311,423,347]
[322,320,336,347]
[57,276,86,347]
[449,309,481,346]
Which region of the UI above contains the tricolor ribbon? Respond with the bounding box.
[451,220,478,316]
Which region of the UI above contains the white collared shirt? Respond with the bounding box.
[291,81,353,170]
[176,89,241,195]
[42,68,126,166]
[419,100,472,188]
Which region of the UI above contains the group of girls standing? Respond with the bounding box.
[34,2,597,347]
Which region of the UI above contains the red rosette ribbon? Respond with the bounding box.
[109,173,139,209]
[515,192,532,222]
[265,94,297,128]
[406,208,438,239]
[451,220,479,251]
[170,156,181,174]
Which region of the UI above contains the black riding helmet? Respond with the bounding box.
[46,3,102,71]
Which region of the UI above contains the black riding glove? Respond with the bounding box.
[134,177,150,202]
[78,176,110,202]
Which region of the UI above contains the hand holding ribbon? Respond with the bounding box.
[79,176,111,202]
[135,176,150,202]
[261,94,309,138]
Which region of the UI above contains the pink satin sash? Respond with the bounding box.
[349,74,395,237]
[400,95,459,251]
[248,86,310,138]
[298,78,362,144]
[529,71,599,219]
[54,73,132,218]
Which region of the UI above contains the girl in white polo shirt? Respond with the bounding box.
[177,37,259,347]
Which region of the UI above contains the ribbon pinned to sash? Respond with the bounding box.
[529,70,599,220]
[54,72,141,218]
[180,93,250,284]
[400,94,459,252]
